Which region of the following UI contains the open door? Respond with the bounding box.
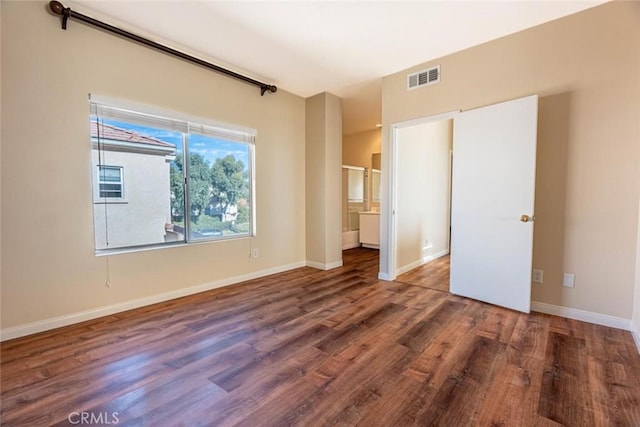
[450,95,538,313]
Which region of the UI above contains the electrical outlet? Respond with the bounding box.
[532,269,543,284]
[562,273,575,288]
[252,248,259,258]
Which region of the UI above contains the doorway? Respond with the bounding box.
[381,95,538,313]
[393,118,453,293]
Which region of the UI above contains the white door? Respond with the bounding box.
[450,95,538,313]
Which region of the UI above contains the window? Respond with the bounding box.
[97,166,123,199]
[90,97,256,252]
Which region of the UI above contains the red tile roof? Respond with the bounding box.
[90,122,175,148]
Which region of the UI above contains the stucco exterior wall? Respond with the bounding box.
[91,149,172,249]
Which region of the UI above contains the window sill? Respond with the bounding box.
[95,233,254,256]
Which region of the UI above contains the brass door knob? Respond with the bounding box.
[520,214,534,223]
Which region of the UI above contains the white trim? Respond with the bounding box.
[397,259,425,276]
[327,260,344,269]
[432,249,450,259]
[396,249,449,275]
[342,165,365,171]
[392,110,460,130]
[631,326,640,354]
[342,230,360,250]
[378,272,392,281]
[531,301,631,331]
[342,242,361,250]
[306,260,344,271]
[0,261,306,342]
[382,110,459,282]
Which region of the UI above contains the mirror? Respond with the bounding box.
[371,153,381,204]
[371,169,381,203]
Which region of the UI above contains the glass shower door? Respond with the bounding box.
[342,166,366,232]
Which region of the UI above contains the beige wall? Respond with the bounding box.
[381,1,640,319]
[305,92,343,268]
[343,129,381,170]
[1,1,306,330]
[325,94,343,265]
[396,120,452,271]
[305,95,327,264]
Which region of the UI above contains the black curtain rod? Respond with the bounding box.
[48,1,278,96]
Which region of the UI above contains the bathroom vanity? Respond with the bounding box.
[359,211,380,249]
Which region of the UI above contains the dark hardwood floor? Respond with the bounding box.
[2,248,639,426]
[396,254,450,293]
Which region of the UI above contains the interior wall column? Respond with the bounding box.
[305,92,343,269]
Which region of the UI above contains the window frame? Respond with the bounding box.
[90,95,257,255]
[96,165,124,201]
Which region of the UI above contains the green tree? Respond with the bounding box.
[188,153,212,220]
[169,153,212,222]
[211,155,248,217]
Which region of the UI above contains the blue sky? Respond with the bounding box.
[99,118,249,169]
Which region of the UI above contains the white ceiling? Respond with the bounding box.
[72,0,605,134]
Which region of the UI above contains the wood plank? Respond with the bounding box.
[588,357,640,426]
[396,300,465,352]
[417,335,507,425]
[396,254,450,293]
[2,248,639,426]
[538,332,596,425]
[475,361,545,426]
[506,312,550,370]
[476,305,519,343]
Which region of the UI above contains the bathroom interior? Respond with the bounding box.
[342,120,453,287]
[342,128,381,251]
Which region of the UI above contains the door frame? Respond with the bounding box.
[380,110,459,281]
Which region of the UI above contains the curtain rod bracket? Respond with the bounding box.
[48,1,278,96]
[62,10,69,30]
[261,85,277,96]
[49,1,69,29]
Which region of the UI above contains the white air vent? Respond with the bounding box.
[407,65,440,90]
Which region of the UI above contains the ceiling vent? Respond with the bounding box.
[407,65,440,90]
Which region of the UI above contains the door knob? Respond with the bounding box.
[520,214,534,223]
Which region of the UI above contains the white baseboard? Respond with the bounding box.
[0,260,307,342]
[342,242,361,250]
[632,324,640,354]
[531,301,632,331]
[396,259,423,276]
[396,249,449,276]
[378,272,392,281]
[306,260,344,271]
[342,230,360,250]
[431,249,450,260]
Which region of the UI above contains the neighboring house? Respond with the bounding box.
[91,122,176,250]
